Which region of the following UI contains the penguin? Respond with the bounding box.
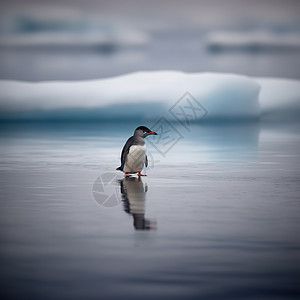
[116,126,157,177]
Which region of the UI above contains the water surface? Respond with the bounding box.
[0,121,299,299]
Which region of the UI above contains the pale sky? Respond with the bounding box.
[1,0,299,31]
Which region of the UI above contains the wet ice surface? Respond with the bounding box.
[0,122,300,300]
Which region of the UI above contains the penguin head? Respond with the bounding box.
[134,126,157,138]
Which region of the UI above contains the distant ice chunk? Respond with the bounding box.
[0,31,148,50]
[0,71,261,121]
[0,14,149,50]
[206,30,300,52]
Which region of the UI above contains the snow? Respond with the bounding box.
[0,71,299,121]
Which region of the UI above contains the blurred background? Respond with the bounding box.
[0,0,300,81]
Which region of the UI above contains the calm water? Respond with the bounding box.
[0,121,300,299]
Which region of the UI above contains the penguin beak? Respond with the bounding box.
[149,131,157,135]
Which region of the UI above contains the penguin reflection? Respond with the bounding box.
[119,177,156,230]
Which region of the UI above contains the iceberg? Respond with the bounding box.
[206,30,300,52]
[0,71,260,121]
[256,78,300,120]
[0,14,149,50]
[0,31,148,50]
[0,71,299,121]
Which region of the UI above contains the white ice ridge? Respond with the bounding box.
[0,71,299,121]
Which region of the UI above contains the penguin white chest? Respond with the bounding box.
[124,145,146,173]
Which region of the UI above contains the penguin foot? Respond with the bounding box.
[125,172,131,177]
[138,172,147,177]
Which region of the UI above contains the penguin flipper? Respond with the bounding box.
[118,136,134,172]
[145,155,148,168]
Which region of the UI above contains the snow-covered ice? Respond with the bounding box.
[0,71,299,121]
